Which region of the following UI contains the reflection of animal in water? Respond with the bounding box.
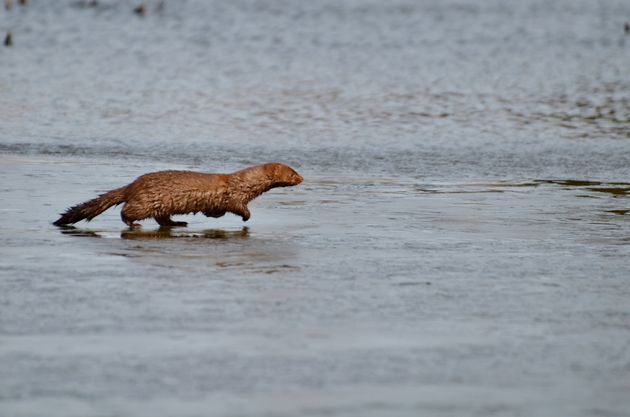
[120,227,250,240]
[53,163,303,228]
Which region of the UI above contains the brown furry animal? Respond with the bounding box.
[53,163,303,228]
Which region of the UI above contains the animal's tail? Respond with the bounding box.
[53,186,128,226]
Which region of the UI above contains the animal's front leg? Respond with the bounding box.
[230,203,251,221]
[155,216,188,227]
[203,210,226,218]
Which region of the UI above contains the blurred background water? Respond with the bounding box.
[1,1,629,416]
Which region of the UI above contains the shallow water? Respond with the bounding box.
[1,1,630,416]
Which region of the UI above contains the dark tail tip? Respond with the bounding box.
[53,211,74,226]
[53,218,67,226]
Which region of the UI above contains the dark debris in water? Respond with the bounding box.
[412,179,630,198]
[535,180,630,197]
[395,281,432,287]
[259,264,301,274]
[4,31,12,47]
[414,186,504,195]
[536,179,603,187]
[587,187,629,197]
[484,182,542,188]
[606,209,629,215]
[412,179,630,202]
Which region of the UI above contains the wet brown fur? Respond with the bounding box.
[53,163,303,228]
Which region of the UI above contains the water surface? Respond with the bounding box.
[1,1,629,416]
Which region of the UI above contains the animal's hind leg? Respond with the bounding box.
[121,204,142,229]
[155,216,188,227]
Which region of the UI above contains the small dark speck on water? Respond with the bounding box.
[4,31,12,47]
[396,281,432,287]
[133,2,146,16]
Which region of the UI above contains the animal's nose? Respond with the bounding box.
[295,175,303,184]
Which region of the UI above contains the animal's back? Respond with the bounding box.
[124,171,229,217]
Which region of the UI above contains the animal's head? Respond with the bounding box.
[266,163,303,187]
